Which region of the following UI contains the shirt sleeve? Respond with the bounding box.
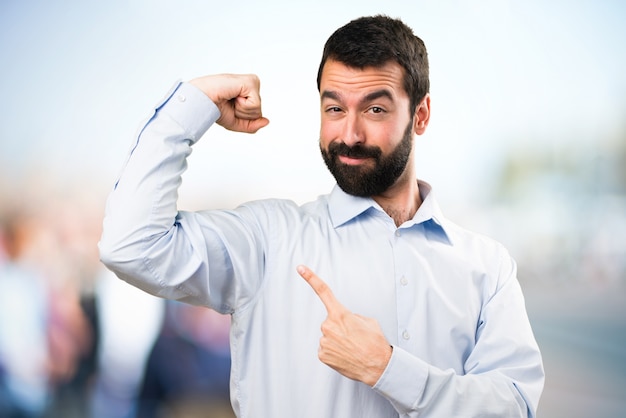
[98,81,265,313]
[372,251,544,418]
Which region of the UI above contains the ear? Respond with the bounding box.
[413,94,431,135]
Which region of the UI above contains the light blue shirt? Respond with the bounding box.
[99,81,544,417]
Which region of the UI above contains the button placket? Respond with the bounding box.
[392,227,413,346]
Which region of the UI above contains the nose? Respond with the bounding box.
[341,113,364,146]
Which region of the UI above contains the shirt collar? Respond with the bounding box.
[412,180,453,245]
[328,184,377,228]
[328,180,453,245]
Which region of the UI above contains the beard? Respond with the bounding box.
[320,119,414,197]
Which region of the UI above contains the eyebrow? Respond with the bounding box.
[364,89,394,103]
[321,90,341,101]
[321,89,394,104]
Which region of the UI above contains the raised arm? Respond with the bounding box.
[98,75,269,309]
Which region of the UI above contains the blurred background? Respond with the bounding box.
[0,0,624,417]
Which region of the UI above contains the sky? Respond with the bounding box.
[0,0,624,209]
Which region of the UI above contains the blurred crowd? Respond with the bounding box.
[0,125,624,418]
[0,193,233,418]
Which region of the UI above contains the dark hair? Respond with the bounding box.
[317,15,429,113]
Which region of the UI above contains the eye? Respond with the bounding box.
[368,106,385,114]
[326,106,343,113]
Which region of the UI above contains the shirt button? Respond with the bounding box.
[177,94,186,102]
[400,276,408,286]
[402,330,411,340]
[395,230,401,237]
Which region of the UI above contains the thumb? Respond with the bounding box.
[243,116,270,134]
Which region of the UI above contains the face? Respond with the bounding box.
[319,60,427,197]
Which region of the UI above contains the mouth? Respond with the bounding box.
[338,154,372,166]
[324,141,381,168]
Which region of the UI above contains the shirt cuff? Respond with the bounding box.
[156,81,221,144]
[372,345,429,413]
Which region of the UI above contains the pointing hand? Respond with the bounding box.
[297,265,392,386]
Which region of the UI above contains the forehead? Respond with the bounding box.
[319,59,407,100]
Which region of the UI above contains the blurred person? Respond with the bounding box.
[0,211,50,417]
[0,207,95,418]
[42,195,104,417]
[90,268,165,418]
[99,15,544,417]
[44,283,95,417]
[136,301,232,418]
[29,202,96,418]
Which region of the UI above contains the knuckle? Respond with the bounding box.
[320,321,331,334]
[316,280,330,295]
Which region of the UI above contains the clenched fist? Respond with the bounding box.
[189,74,270,134]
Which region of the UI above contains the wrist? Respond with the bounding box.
[366,344,393,386]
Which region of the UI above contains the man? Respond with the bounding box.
[99,15,544,417]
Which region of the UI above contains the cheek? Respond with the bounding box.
[382,120,411,148]
[319,121,337,147]
[366,125,398,152]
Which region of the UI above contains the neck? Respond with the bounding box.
[373,178,422,227]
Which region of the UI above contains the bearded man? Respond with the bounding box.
[99,15,544,418]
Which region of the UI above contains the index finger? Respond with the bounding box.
[297,265,344,314]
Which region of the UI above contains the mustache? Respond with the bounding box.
[327,142,382,159]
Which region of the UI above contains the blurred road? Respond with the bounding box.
[525,284,626,418]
